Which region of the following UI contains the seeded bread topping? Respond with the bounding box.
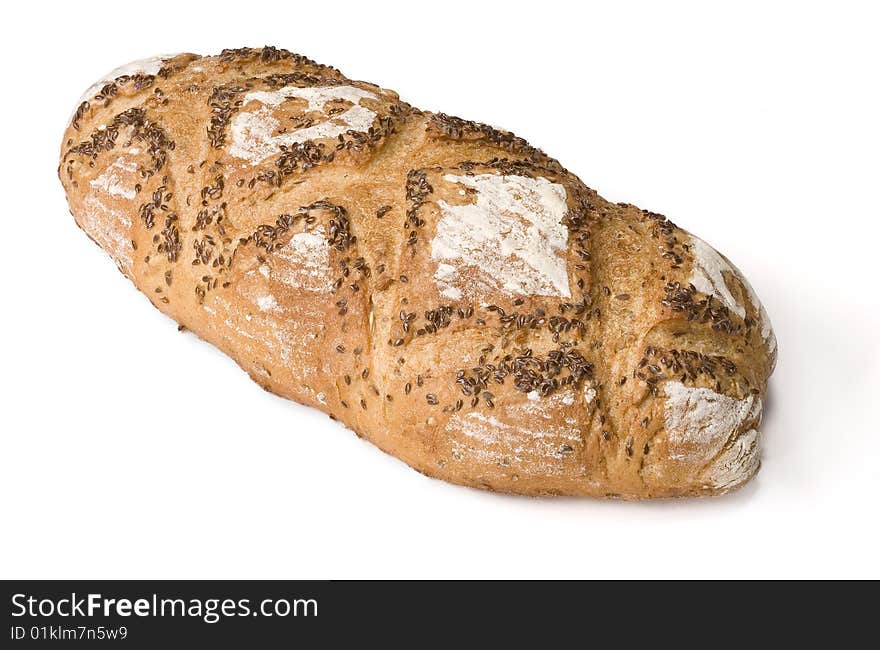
[59,46,776,498]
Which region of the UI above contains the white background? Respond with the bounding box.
[1,1,878,579]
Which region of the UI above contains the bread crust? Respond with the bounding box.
[59,47,776,498]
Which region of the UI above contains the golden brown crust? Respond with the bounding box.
[59,46,776,498]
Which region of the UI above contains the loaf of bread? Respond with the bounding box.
[59,47,776,498]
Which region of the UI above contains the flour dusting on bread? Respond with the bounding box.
[256,294,279,312]
[208,294,321,381]
[430,174,571,299]
[271,227,333,293]
[80,196,133,275]
[663,381,761,479]
[510,390,577,419]
[229,86,378,165]
[689,235,775,351]
[76,55,178,109]
[433,262,462,300]
[89,156,139,200]
[688,236,746,318]
[703,428,760,490]
[737,266,776,353]
[446,411,581,477]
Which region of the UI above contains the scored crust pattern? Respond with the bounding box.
[59,46,776,498]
